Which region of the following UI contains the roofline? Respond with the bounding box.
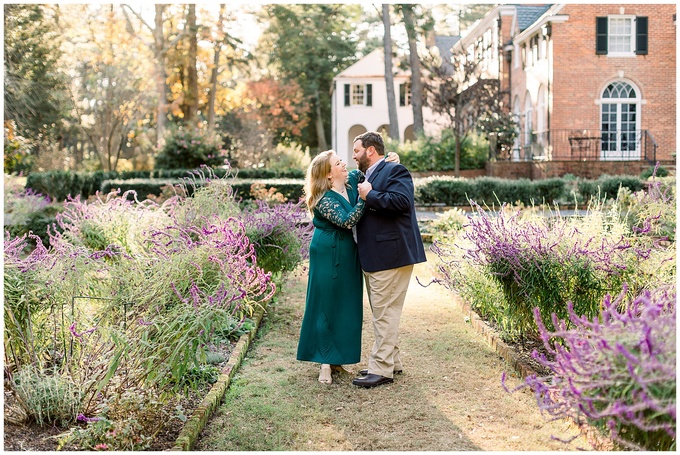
[514,4,569,44]
[334,74,412,80]
[454,4,516,50]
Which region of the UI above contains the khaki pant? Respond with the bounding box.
[364,265,413,378]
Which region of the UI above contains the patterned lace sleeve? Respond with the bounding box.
[348,169,363,186]
[316,194,366,229]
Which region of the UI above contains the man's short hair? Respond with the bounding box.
[354,131,385,156]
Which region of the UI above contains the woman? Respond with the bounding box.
[296,150,397,384]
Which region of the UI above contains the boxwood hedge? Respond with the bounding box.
[25,168,645,208]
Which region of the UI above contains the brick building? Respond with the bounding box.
[457,4,676,179]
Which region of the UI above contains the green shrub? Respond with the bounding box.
[434,196,675,341]
[264,142,311,171]
[154,128,227,170]
[415,177,474,206]
[233,167,305,179]
[414,176,566,207]
[618,176,676,242]
[430,208,468,234]
[577,175,644,202]
[390,130,488,172]
[4,128,33,175]
[640,165,669,179]
[25,170,121,202]
[231,179,304,203]
[4,204,63,248]
[4,182,62,248]
[101,178,182,200]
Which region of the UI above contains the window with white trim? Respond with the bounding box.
[609,17,634,54]
[343,83,373,107]
[351,85,365,105]
[399,82,411,107]
[599,80,641,160]
[596,16,648,56]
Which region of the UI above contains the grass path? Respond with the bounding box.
[195,249,593,451]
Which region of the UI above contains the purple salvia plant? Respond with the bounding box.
[239,199,313,274]
[148,217,276,313]
[438,202,664,336]
[503,285,676,450]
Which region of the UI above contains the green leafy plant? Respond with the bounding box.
[173,364,221,392]
[388,130,488,172]
[154,128,228,170]
[59,416,152,451]
[11,366,81,427]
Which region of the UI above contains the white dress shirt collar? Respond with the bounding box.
[364,157,385,181]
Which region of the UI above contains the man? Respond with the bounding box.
[351,131,426,388]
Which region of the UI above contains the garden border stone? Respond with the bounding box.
[455,298,537,379]
[172,302,268,451]
[454,292,612,450]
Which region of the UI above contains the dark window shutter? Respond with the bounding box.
[399,84,405,106]
[344,84,350,106]
[636,16,648,55]
[596,17,608,55]
[366,84,372,106]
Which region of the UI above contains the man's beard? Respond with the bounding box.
[357,153,370,173]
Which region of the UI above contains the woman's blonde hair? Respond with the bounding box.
[304,150,335,213]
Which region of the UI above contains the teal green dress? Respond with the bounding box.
[297,170,365,365]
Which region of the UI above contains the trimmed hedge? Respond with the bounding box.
[101,178,305,203]
[25,168,646,208]
[100,179,183,200]
[415,176,566,206]
[25,168,305,201]
[577,175,646,202]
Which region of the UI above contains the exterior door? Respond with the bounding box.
[600,81,640,160]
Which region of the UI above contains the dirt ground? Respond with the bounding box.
[195,250,599,451]
[3,375,208,451]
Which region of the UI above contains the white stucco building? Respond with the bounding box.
[330,45,454,167]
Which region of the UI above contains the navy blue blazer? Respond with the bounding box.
[356,160,426,273]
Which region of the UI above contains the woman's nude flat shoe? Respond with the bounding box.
[318,364,332,384]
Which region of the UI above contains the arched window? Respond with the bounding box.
[348,125,367,163]
[600,80,641,160]
[403,125,415,142]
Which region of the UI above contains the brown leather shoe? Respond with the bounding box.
[352,374,394,388]
[358,369,402,376]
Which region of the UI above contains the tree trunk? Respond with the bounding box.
[382,4,399,140]
[314,89,328,151]
[454,132,461,177]
[184,4,199,128]
[402,5,424,135]
[153,5,169,149]
[207,4,226,133]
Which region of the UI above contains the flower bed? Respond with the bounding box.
[3,167,312,450]
[433,176,676,450]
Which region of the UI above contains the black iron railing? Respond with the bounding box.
[508,129,657,163]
